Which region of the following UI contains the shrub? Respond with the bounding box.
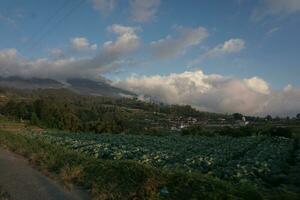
[181,125,213,136]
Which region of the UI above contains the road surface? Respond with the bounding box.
[0,149,89,200]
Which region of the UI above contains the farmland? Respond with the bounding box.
[1,122,300,199]
[29,131,299,186]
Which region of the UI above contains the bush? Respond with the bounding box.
[216,126,254,137]
[260,127,292,138]
[181,125,213,136]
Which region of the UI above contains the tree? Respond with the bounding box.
[265,115,272,121]
[30,112,39,126]
[297,113,300,120]
[232,113,243,121]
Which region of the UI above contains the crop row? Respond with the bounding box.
[28,132,294,183]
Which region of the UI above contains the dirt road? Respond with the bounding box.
[0,149,89,200]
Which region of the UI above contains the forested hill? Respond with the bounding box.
[0,87,227,134]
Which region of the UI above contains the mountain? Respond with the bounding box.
[0,76,63,89]
[0,76,136,98]
[66,78,136,98]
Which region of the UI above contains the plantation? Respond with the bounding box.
[30,132,298,186]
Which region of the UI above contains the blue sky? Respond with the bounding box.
[0,0,299,88]
[0,0,300,115]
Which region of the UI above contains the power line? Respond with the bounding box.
[27,0,86,53]
[25,0,72,52]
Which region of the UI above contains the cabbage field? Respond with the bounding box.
[31,132,299,185]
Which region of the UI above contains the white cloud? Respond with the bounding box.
[151,26,208,59]
[114,70,300,116]
[263,86,300,117]
[104,24,140,54]
[50,48,64,58]
[190,38,245,65]
[244,77,270,95]
[205,38,245,58]
[71,37,98,51]
[0,14,16,27]
[252,0,300,20]
[91,44,98,50]
[0,24,140,80]
[130,0,160,22]
[0,48,18,59]
[92,0,116,15]
[267,27,280,35]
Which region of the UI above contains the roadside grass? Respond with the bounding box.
[0,187,9,200]
[0,130,299,200]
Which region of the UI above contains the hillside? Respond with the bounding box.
[0,86,229,134]
[0,76,136,98]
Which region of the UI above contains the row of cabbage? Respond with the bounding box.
[30,132,294,183]
[214,137,293,182]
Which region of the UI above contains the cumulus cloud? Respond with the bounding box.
[252,0,300,21]
[190,38,245,65]
[92,0,116,15]
[244,77,270,95]
[114,70,300,116]
[130,0,160,22]
[151,26,208,59]
[0,24,140,80]
[104,24,140,54]
[71,37,98,51]
[0,48,18,59]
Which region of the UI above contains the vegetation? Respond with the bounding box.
[0,186,9,200]
[0,130,276,200]
[1,87,300,199]
[28,132,298,185]
[1,87,299,137]
[0,88,228,135]
[181,125,294,138]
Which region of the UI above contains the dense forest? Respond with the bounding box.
[0,87,227,134]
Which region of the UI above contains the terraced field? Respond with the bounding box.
[28,132,298,185]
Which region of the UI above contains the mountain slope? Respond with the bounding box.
[0,76,136,98]
[0,76,63,89]
[66,78,136,98]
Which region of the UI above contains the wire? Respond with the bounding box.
[24,0,72,52]
[26,0,86,53]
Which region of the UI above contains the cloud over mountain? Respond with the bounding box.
[0,24,140,80]
[114,70,300,116]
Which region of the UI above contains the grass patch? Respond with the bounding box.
[0,187,9,200]
[0,130,298,200]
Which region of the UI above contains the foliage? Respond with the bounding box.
[0,186,9,200]
[259,127,293,138]
[28,131,297,187]
[181,125,293,138]
[181,125,214,136]
[0,88,230,135]
[232,113,243,120]
[0,130,276,200]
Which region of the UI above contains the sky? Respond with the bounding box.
[0,0,300,116]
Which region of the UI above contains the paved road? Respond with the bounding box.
[0,149,89,200]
